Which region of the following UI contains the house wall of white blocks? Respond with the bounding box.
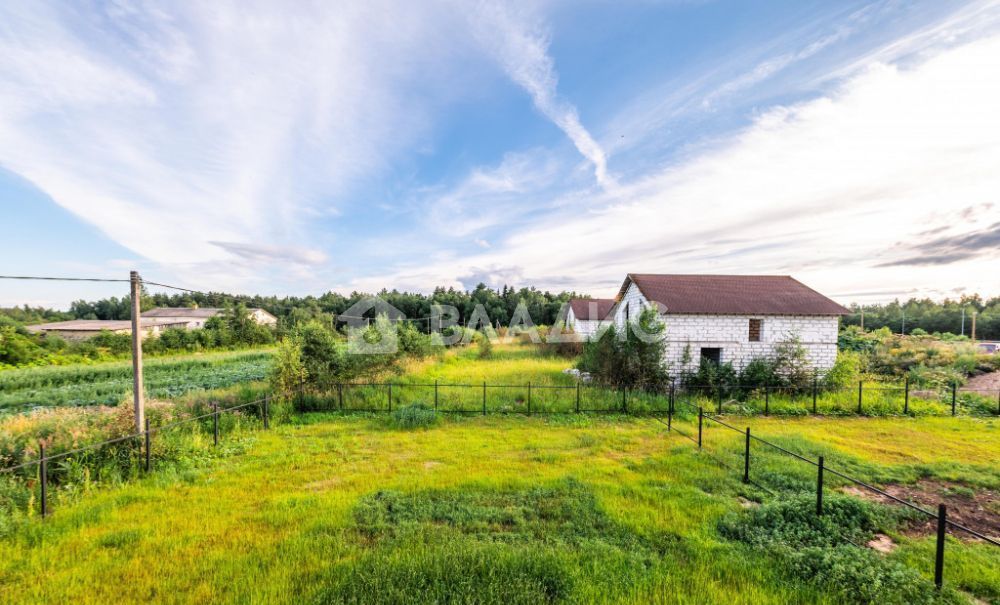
[612,282,839,373]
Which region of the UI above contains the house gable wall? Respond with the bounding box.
[612,279,838,372]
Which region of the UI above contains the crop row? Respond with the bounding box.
[0,351,274,410]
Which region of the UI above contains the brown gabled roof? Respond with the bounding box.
[568,298,616,321]
[617,274,849,316]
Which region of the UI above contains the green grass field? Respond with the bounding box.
[1,412,996,604]
[1,343,997,604]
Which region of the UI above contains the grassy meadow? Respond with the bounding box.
[1,411,996,604]
[1,342,997,604]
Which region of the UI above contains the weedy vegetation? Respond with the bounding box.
[0,339,997,604]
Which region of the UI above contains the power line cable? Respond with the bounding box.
[0,275,129,283]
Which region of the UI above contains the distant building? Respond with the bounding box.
[565,299,616,338]
[611,274,849,372]
[143,307,278,328]
[26,319,190,341]
[27,307,278,341]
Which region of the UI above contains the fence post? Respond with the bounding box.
[764,386,769,415]
[263,395,270,430]
[743,427,751,483]
[482,381,487,415]
[697,407,703,449]
[857,380,863,415]
[935,504,947,589]
[816,456,824,516]
[388,383,392,412]
[338,384,344,411]
[434,380,438,410]
[667,385,673,430]
[144,417,151,472]
[527,382,531,416]
[951,383,957,416]
[812,374,818,414]
[904,378,910,414]
[213,403,219,446]
[622,386,627,413]
[576,382,581,413]
[39,443,47,518]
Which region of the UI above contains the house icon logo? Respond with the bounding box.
[338,297,406,355]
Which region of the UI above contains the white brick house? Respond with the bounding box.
[566,298,616,338]
[611,274,847,373]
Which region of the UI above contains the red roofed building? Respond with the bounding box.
[612,274,849,372]
[566,298,616,337]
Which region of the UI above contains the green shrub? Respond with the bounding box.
[0,326,47,366]
[719,494,889,548]
[838,326,887,354]
[684,359,738,396]
[476,331,493,359]
[824,350,862,389]
[397,322,433,358]
[269,337,307,396]
[719,495,962,604]
[578,308,670,391]
[738,357,778,390]
[772,336,813,388]
[390,403,439,429]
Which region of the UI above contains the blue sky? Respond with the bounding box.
[1,0,999,308]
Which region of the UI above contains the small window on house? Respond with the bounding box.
[748,319,762,342]
[700,347,722,366]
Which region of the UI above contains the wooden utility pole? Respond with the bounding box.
[860,309,864,331]
[130,270,145,432]
[971,311,977,343]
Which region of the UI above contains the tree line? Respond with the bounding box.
[841,294,1000,340]
[43,283,583,332]
[6,287,1000,340]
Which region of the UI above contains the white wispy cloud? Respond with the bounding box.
[0,1,468,292]
[699,2,885,109]
[349,32,1000,302]
[466,2,611,187]
[420,149,564,238]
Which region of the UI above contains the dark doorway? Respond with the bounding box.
[700,347,722,366]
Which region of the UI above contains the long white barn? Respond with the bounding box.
[611,274,848,373]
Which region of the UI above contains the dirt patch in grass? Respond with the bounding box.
[842,480,999,541]
[867,533,896,553]
[966,370,1000,392]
